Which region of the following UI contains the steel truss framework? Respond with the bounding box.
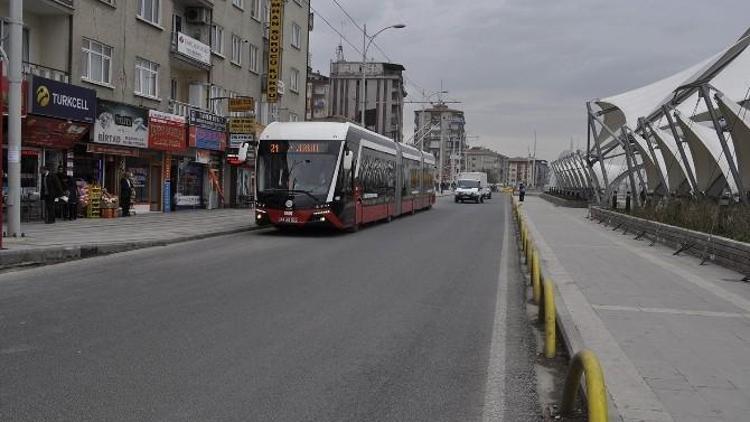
[551,28,750,208]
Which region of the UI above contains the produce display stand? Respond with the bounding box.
[86,186,102,218]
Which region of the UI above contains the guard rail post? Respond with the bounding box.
[561,350,608,422]
[531,249,541,304]
[538,277,556,358]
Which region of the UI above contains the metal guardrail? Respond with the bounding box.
[510,193,608,421]
[561,350,608,422]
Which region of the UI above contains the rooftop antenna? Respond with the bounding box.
[335,21,345,62]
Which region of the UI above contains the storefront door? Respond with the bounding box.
[149,164,162,211]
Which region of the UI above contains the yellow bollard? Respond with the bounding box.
[540,278,556,358]
[531,250,541,303]
[561,350,608,422]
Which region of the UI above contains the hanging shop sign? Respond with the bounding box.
[228,97,255,113]
[86,143,140,157]
[176,32,211,66]
[189,127,227,151]
[188,109,226,132]
[229,117,255,134]
[23,115,89,149]
[229,133,255,148]
[148,110,187,152]
[266,0,284,103]
[94,100,149,149]
[29,75,96,123]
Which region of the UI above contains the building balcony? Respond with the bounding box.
[168,99,215,119]
[26,0,74,14]
[23,62,69,83]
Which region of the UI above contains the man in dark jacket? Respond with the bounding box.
[41,165,63,223]
[120,171,133,217]
[66,176,79,220]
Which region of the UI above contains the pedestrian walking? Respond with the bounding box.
[519,182,526,202]
[40,165,63,224]
[120,171,134,217]
[66,176,79,220]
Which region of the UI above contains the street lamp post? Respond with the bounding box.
[360,23,405,128]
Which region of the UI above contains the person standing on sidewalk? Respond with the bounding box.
[519,182,526,202]
[41,165,63,224]
[66,176,79,220]
[120,171,133,217]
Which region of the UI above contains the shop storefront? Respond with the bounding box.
[147,110,188,211]
[187,109,227,210]
[90,100,158,211]
[2,76,95,220]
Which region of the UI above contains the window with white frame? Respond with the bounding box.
[250,0,261,20]
[211,24,224,55]
[135,57,159,98]
[291,23,302,49]
[231,34,242,65]
[82,38,113,85]
[137,0,161,25]
[290,67,300,93]
[248,43,259,73]
[232,0,244,9]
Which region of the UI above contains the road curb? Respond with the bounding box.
[0,225,265,270]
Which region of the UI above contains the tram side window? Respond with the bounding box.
[337,147,353,194]
[423,164,435,192]
[401,158,420,195]
[359,147,396,198]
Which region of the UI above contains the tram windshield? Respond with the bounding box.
[257,140,342,196]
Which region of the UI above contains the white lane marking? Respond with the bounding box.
[593,304,750,319]
[482,199,510,422]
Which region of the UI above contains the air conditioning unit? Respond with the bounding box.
[186,7,210,25]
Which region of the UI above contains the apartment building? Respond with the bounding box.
[328,60,406,142]
[413,103,466,184]
[1,0,310,216]
[508,157,550,188]
[464,146,508,184]
[306,69,329,120]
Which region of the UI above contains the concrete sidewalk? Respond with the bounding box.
[519,197,750,422]
[1,209,258,268]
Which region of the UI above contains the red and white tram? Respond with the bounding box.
[253,122,436,231]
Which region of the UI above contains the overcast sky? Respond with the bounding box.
[308,0,749,160]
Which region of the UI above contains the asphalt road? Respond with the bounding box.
[0,194,540,421]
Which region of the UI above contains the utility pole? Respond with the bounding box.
[531,130,537,189]
[439,110,445,192]
[7,0,24,237]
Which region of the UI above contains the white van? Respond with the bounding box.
[456,172,491,200]
[454,172,491,203]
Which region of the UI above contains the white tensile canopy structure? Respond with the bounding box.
[551,28,750,206]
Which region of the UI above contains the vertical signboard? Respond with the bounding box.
[267,0,284,103]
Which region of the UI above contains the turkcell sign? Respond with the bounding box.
[266,0,284,103]
[29,75,96,123]
[176,32,211,65]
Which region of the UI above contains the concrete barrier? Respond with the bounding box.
[540,193,590,208]
[590,206,750,277]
